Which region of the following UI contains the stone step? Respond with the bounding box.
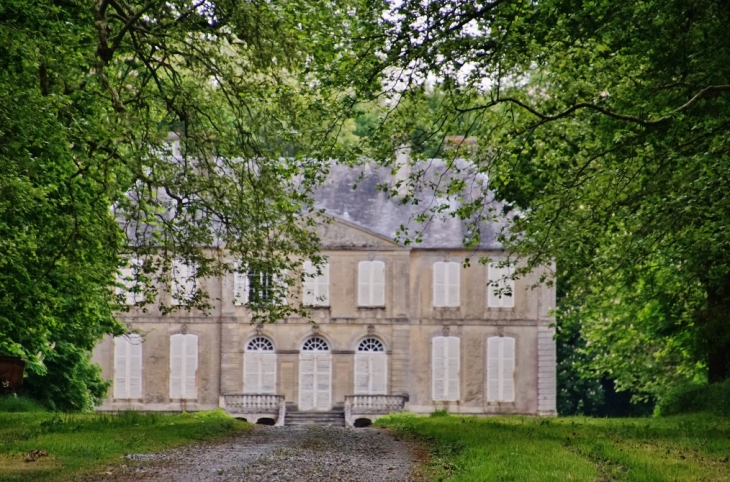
[284,410,346,427]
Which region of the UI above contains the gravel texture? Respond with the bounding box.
[93,425,421,482]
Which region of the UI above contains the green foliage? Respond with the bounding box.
[0,0,368,408]
[341,0,730,400]
[429,408,450,417]
[0,409,247,482]
[556,315,606,416]
[377,413,730,481]
[0,396,46,413]
[656,380,730,417]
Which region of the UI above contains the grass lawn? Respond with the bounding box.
[0,399,249,482]
[377,412,730,481]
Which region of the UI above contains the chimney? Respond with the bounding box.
[394,145,411,197]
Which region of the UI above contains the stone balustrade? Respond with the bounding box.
[220,394,286,426]
[344,394,408,427]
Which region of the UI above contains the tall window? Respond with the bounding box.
[171,260,196,305]
[488,263,515,308]
[432,336,460,401]
[358,261,385,307]
[299,336,332,410]
[114,334,142,399]
[487,336,516,402]
[244,337,277,394]
[303,260,330,306]
[354,338,387,395]
[117,258,143,305]
[170,333,198,399]
[433,261,460,307]
[233,268,287,307]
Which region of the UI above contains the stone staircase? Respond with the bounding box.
[285,409,346,427]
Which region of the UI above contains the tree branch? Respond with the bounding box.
[455,85,730,127]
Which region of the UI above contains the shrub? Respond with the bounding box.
[0,395,47,413]
[655,379,730,416]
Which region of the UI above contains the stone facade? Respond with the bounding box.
[92,215,557,420]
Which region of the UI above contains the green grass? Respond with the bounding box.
[377,413,730,481]
[0,400,249,482]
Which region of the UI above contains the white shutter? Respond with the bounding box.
[243,352,260,393]
[432,337,445,400]
[315,354,332,410]
[372,261,385,306]
[487,337,515,402]
[303,260,317,305]
[303,261,329,306]
[445,337,460,401]
[487,337,500,401]
[183,334,198,399]
[169,334,183,399]
[172,260,195,305]
[501,337,516,402]
[502,266,515,308]
[433,262,446,307]
[447,262,460,307]
[114,337,128,398]
[358,261,371,306]
[317,262,330,306]
[370,354,388,395]
[128,335,143,399]
[488,264,500,307]
[117,260,140,305]
[260,353,277,394]
[354,354,370,394]
[488,263,515,308]
[234,269,249,306]
[299,353,315,410]
[274,271,288,306]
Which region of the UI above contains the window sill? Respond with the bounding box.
[433,306,460,311]
[357,306,386,310]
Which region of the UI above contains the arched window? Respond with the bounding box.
[299,337,331,410]
[357,338,385,352]
[247,337,274,351]
[114,334,142,399]
[302,336,330,351]
[355,338,387,395]
[244,337,276,394]
[170,333,198,399]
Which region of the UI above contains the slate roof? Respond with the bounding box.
[313,161,505,250]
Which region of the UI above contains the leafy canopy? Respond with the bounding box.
[0,0,364,409]
[339,0,730,398]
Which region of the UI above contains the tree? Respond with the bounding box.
[340,0,730,398]
[0,0,361,409]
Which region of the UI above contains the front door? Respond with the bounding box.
[298,337,331,410]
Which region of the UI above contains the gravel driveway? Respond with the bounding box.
[95,426,421,482]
